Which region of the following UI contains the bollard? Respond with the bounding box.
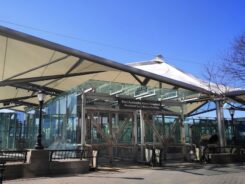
[155,148,162,166]
[0,161,6,184]
[151,148,156,167]
[92,150,98,170]
[145,148,152,164]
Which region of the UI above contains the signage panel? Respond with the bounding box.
[118,98,162,111]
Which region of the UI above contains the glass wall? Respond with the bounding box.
[136,113,180,144]
[1,79,244,150]
[185,118,236,146]
[155,115,180,144]
[25,93,77,149]
[0,112,26,150]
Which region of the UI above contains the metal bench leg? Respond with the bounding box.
[0,161,6,184]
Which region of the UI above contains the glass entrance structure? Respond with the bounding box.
[0,25,245,164]
[1,78,243,151]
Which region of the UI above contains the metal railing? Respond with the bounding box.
[200,145,245,163]
[49,149,85,161]
[0,150,28,184]
[0,150,28,163]
[49,148,98,169]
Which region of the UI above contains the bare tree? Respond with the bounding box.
[204,32,245,94]
[222,32,245,86]
[204,61,231,95]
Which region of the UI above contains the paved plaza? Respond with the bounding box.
[5,163,245,184]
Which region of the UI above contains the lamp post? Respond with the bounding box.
[35,91,45,149]
[228,107,236,143]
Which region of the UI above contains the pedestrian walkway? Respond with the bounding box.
[5,163,245,184]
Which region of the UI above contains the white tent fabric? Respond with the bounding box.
[0,26,213,113]
[0,26,243,114]
[129,55,238,95]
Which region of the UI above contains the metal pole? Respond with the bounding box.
[109,113,113,165]
[180,106,186,144]
[189,125,193,146]
[215,100,226,147]
[81,93,86,145]
[140,110,145,161]
[131,111,138,161]
[152,114,156,147]
[231,114,236,144]
[35,100,44,149]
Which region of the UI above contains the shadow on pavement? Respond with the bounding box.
[152,162,245,176]
[85,175,144,180]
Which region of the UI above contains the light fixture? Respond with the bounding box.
[134,91,149,98]
[37,91,45,101]
[160,91,178,101]
[180,97,199,103]
[228,107,235,116]
[136,90,156,100]
[83,87,95,94]
[110,89,124,96]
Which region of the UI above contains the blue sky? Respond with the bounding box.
[0,0,244,117]
[0,0,244,78]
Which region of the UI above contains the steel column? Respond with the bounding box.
[133,111,138,145]
[180,107,186,144]
[215,100,226,147]
[80,94,86,145]
[139,110,145,161]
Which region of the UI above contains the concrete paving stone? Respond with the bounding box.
[4,164,245,184]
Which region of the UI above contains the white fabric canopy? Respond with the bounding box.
[0,26,243,114]
[129,55,239,94]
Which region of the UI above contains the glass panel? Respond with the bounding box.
[117,113,133,144]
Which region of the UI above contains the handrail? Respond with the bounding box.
[200,145,245,163]
[49,148,98,169]
[49,149,85,162]
[0,150,28,163]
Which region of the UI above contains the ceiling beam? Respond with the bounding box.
[0,95,36,104]
[43,58,84,86]
[10,83,63,96]
[142,78,150,86]
[0,104,19,110]
[228,96,245,105]
[1,100,38,107]
[130,74,150,86]
[185,102,209,117]
[11,84,53,96]
[65,58,84,74]
[0,70,105,86]
[187,108,216,117]
[130,73,143,85]
[14,100,38,107]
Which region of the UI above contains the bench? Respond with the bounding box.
[49,149,85,162]
[0,151,28,163]
[49,149,98,169]
[0,150,28,183]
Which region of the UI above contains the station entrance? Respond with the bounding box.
[85,110,134,145]
[81,92,184,164]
